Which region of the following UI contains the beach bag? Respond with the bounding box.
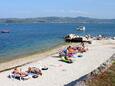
[32,75,38,78]
[42,67,48,70]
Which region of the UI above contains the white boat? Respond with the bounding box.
[76,26,85,31]
[0,30,10,33]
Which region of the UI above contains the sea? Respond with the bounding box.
[0,23,115,62]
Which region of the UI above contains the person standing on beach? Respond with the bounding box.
[81,42,85,48]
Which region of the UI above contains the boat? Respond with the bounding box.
[64,34,91,43]
[0,30,10,33]
[64,34,83,42]
[76,26,85,31]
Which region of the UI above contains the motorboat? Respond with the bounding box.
[0,30,10,33]
[64,34,83,42]
[64,34,91,43]
[76,26,85,31]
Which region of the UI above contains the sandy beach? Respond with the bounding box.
[0,39,115,86]
[0,42,81,71]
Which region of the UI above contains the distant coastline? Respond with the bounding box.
[0,16,115,24]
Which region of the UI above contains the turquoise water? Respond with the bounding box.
[0,23,115,62]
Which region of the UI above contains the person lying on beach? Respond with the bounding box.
[67,46,77,55]
[76,47,87,53]
[12,67,28,77]
[27,67,42,76]
[74,43,88,53]
[67,46,76,53]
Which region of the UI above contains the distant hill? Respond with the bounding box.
[0,16,115,23]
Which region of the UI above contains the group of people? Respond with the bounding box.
[59,42,88,63]
[10,42,88,79]
[12,67,28,77]
[11,67,42,80]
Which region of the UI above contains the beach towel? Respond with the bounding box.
[73,53,83,58]
[60,57,73,63]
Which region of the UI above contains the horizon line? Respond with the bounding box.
[0,16,115,20]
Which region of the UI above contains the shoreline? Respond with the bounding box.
[0,41,64,63]
[0,39,114,72]
[0,42,81,72]
[0,39,115,86]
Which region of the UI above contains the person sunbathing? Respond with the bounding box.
[72,42,88,53]
[12,67,28,77]
[67,46,77,54]
[76,46,88,53]
[27,67,42,76]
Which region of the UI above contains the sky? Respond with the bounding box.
[0,0,115,19]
